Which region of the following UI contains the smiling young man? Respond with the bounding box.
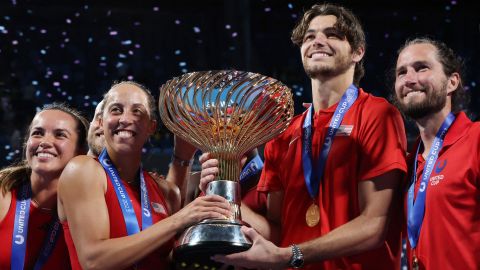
[200,3,407,269]
[393,37,480,270]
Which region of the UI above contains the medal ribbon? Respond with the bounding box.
[239,154,263,183]
[302,85,358,200]
[99,149,153,235]
[407,113,455,248]
[11,184,61,270]
[33,218,61,270]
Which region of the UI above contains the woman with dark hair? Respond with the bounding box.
[58,81,231,270]
[0,103,89,269]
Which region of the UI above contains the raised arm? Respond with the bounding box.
[165,135,197,206]
[58,156,230,270]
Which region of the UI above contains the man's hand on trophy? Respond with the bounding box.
[171,195,232,229]
[211,226,290,270]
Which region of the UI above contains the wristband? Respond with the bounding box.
[171,154,193,167]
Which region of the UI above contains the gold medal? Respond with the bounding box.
[305,203,320,227]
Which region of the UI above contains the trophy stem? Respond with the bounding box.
[216,157,241,183]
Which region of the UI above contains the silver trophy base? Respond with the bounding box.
[173,220,251,267]
[174,180,252,268]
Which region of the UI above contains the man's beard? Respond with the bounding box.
[303,54,351,79]
[395,83,447,120]
[88,136,104,157]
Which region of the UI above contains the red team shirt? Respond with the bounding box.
[0,188,71,270]
[258,89,407,270]
[406,112,480,269]
[63,168,173,270]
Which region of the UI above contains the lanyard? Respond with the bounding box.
[407,113,455,248]
[239,154,263,183]
[302,85,358,200]
[99,149,152,235]
[11,184,61,270]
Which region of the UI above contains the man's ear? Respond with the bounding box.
[446,72,460,95]
[352,46,365,63]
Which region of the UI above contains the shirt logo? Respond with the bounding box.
[336,125,353,136]
[151,202,167,215]
[434,159,447,173]
[430,174,444,186]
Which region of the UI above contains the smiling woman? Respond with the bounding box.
[57,81,232,270]
[0,103,89,270]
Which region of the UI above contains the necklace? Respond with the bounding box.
[125,174,141,185]
[124,179,138,185]
[125,178,138,185]
[31,198,54,212]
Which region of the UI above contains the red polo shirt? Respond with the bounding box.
[406,112,480,269]
[258,89,407,270]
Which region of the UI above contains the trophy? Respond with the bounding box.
[159,70,294,267]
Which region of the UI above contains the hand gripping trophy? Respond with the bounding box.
[159,70,294,267]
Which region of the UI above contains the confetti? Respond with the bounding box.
[0,1,477,177]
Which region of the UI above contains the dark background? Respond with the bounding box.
[1,0,479,171]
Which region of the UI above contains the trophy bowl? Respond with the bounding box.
[158,70,294,268]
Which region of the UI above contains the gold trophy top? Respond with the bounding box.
[159,70,294,181]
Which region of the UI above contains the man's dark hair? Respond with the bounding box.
[291,3,366,85]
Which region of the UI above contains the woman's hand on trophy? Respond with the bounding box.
[211,226,290,269]
[171,194,231,229]
[198,152,249,193]
[199,152,219,193]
